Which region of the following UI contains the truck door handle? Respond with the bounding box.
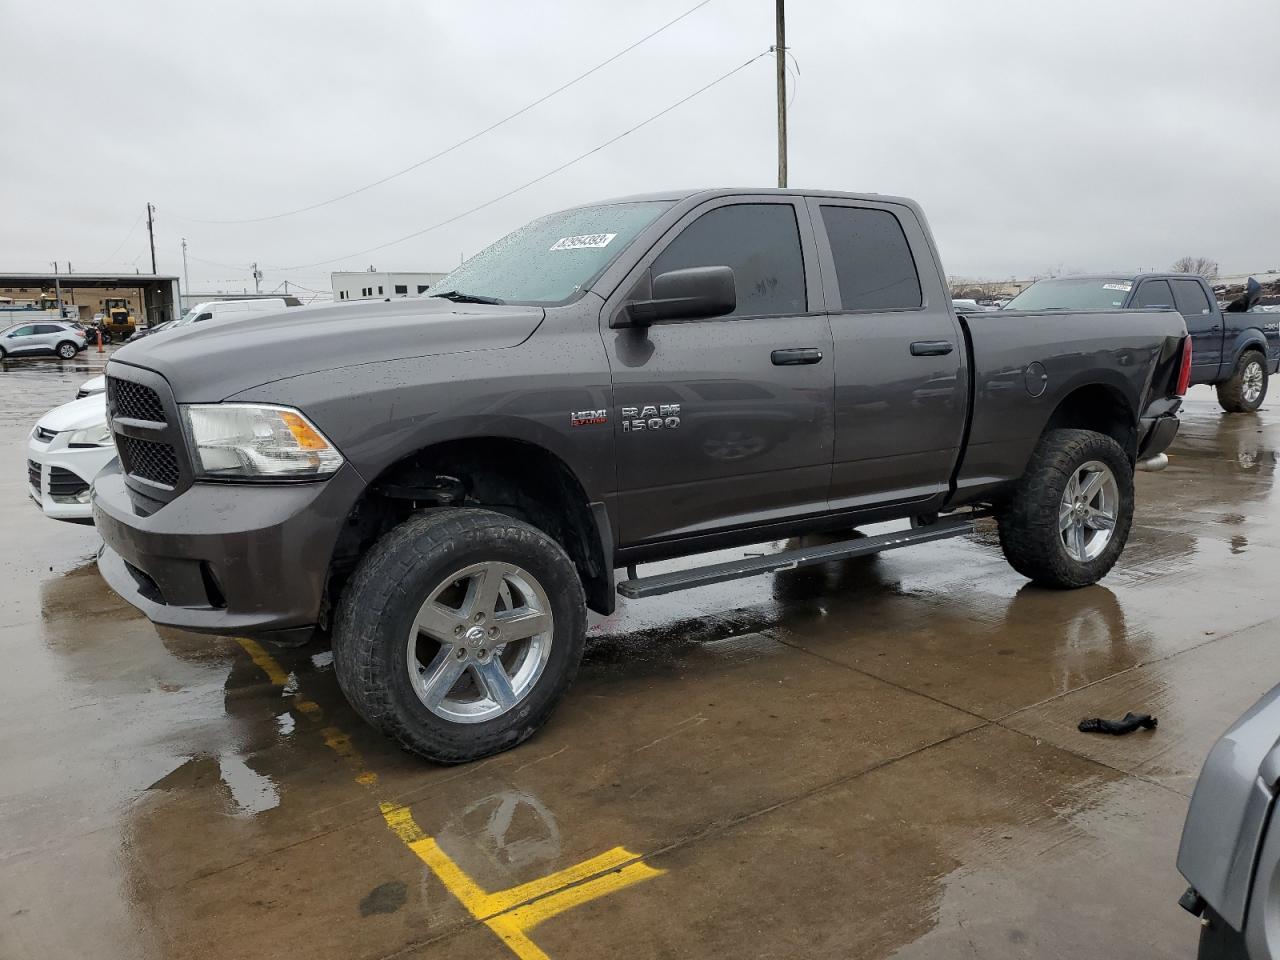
[771,347,823,365]
[910,340,954,356]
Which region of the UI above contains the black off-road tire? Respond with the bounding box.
[56,341,77,359]
[996,428,1134,589]
[332,508,586,763]
[1216,349,1268,413]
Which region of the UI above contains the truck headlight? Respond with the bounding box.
[67,422,115,447]
[182,404,344,480]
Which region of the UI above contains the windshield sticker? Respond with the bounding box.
[1102,282,1132,292]
[550,233,617,252]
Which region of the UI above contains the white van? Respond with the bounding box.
[174,297,299,328]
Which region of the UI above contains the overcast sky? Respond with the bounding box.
[2,0,1277,294]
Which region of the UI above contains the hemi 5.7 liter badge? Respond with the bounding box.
[570,409,608,427]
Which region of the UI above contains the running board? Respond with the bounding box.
[616,515,986,600]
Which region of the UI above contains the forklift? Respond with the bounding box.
[100,298,137,341]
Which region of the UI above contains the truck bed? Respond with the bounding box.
[951,307,1188,501]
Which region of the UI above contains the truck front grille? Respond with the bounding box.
[116,435,179,488]
[107,377,166,423]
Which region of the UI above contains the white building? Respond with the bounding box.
[331,271,447,302]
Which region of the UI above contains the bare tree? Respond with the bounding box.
[1172,256,1219,280]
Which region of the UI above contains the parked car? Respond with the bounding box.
[27,394,115,523]
[0,320,86,359]
[76,375,107,399]
[952,298,997,314]
[92,188,1190,763]
[1005,273,1279,412]
[124,319,174,343]
[1178,683,1280,958]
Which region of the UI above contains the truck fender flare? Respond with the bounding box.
[1227,329,1269,369]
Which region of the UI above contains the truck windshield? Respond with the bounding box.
[428,200,673,305]
[1004,278,1133,310]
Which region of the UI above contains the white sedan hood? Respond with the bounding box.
[36,393,107,433]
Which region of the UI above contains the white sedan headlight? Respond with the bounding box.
[67,422,114,447]
[183,404,344,480]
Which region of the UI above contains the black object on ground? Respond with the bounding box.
[1078,712,1158,735]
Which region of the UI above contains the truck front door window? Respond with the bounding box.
[1133,280,1174,309]
[651,204,806,318]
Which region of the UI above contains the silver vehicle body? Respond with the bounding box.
[1179,683,1280,957]
[0,321,86,358]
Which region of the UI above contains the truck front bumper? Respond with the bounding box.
[93,459,364,638]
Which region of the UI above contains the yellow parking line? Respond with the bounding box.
[237,636,290,687]
[483,846,642,914]
[380,801,662,960]
[237,638,664,960]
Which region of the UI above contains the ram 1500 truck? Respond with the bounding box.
[92,188,1191,762]
[1006,272,1279,412]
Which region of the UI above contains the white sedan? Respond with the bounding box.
[76,374,106,399]
[27,394,116,523]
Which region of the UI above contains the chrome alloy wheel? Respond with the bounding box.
[1244,360,1264,404]
[406,561,554,724]
[1059,460,1119,563]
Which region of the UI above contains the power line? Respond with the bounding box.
[186,252,247,271]
[103,211,144,263]
[270,49,770,272]
[167,0,715,226]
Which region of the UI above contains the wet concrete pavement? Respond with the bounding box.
[2,358,1276,959]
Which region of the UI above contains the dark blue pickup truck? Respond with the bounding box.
[1006,274,1279,412]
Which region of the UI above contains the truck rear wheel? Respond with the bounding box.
[996,428,1133,589]
[332,508,586,763]
[1216,349,1268,413]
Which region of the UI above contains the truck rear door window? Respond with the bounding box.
[652,203,806,318]
[1133,280,1175,309]
[819,206,922,311]
[1170,279,1213,318]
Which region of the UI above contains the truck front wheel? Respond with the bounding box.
[332,508,586,763]
[996,428,1134,589]
[1216,349,1268,413]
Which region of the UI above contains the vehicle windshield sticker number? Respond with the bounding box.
[1102,282,1133,292]
[550,233,617,252]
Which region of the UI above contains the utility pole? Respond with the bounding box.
[146,202,157,275]
[51,261,62,317]
[775,0,787,188]
[251,262,262,294]
[181,238,191,307]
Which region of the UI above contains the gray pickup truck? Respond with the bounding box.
[92,188,1190,762]
[1006,273,1280,412]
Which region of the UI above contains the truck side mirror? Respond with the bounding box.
[618,266,736,327]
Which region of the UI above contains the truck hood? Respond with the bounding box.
[108,298,546,401]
